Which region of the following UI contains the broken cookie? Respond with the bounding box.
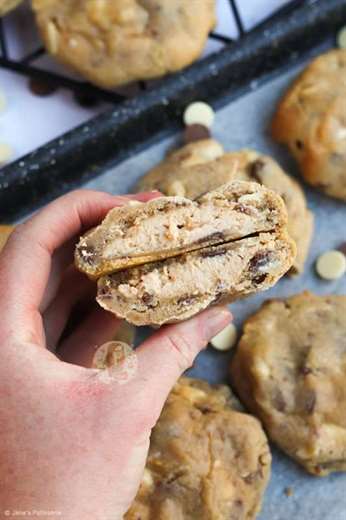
[125,377,271,520]
[76,181,290,278]
[76,181,295,326]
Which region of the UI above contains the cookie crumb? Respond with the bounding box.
[210,323,237,351]
[316,250,346,280]
[29,78,58,97]
[337,242,346,256]
[284,487,293,497]
[183,101,215,129]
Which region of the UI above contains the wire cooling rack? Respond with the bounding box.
[3,0,343,221]
[0,0,292,162]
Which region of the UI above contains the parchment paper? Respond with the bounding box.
[83,53,346,520]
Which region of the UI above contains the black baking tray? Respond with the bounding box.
[0,0,345,221]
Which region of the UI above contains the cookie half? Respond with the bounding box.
[136,141,313,274]
[32,0,216,88]
[230,292,346,476]
[125,377,271,520]
[272,49,346,201]
[97,230,295,326]
[76,181,289,278]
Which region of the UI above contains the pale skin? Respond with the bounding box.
[0,190,232,520]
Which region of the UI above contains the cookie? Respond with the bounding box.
[125,377,271,520]
[272,49,346,201]
[97,230,295,326]
[0,225,14,251]
[136,141,313,274]
[32,0,216,88]
[230,292,346,476]
[0,0,22,15]
[76,180,289,278]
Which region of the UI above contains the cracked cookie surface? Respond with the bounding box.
[32,0,216,88]
[272,49,346,201]
[230,291,346,476]
[125,377,271,520]
[136,140,313,274]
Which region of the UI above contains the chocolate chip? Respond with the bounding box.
[273,389,286,412]
[234,203,252,215]
[177,295,197,306]
[338,242,346,256]
[295,140,304,150]
[29,77,58,97]
[78,244,96,265]
[74,90,99,108]
[196,231,225,244]
[252,273,268,285]
[300,365,312,376]
[98,286,111,298]
[243,471,259,484]
[211,292,225,305]
[304,390,316,414]
[142,292,154,305]
[201,247,227,258]
[249,251,272,272]
[183,124,210,144]
[248,159,265,183]
[198,405,213,415]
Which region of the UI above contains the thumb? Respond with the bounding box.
[130,306,232,426]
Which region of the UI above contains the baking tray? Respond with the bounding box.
[81,28,346,520]
[1,0,346,221]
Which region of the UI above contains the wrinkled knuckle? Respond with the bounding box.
[165,333,195,371]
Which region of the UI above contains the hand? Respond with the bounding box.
[0,190,232,520]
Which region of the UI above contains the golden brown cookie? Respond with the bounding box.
[0,225,14,251]
[125,377,271,520]
[272,49,346,201]
[32,0,216,88]
[231,292,346,476]
[136,141,313,274]
[0,0,22,16]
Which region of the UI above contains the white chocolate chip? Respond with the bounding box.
[46,21,60,54]
[337,26,346,49]
[183,101,215,129]
[255,359,271,378]
[0,143,13,164]
[210,323,237,351]
[316,250,346,280]
[0,90,7,113]
[141,468,154,488]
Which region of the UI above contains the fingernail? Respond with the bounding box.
[203,306,232,340]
